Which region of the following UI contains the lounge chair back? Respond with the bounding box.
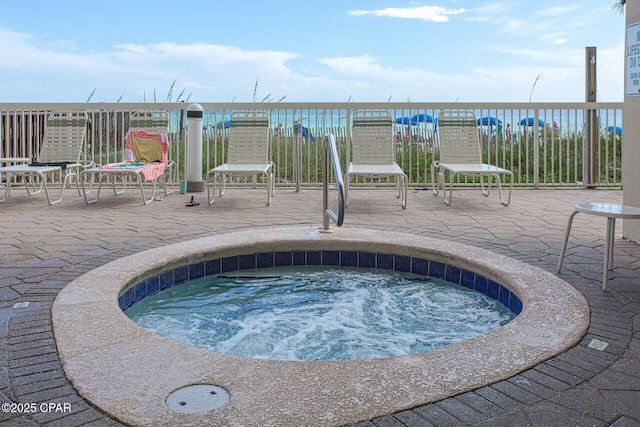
[205,111,273,206]
[227,112,270,164]
[38,111,88,163]
[351,111,395,164]
[437,110,482,165]
[345,110,407,208]
[126,131,169,165]
[129,111,169,134]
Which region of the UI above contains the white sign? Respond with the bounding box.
[626,22,640,96]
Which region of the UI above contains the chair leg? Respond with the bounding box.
[607,218,615,270]
[401,175,407,209]
[80,171,97,205]
[431,161,440,196]
[266,171,272,206]
[81,171,106,205]
[503,174,514,206]
[219,174,226,197]
[603,217,615,291]
[271,163,276,197]
[497,173,513,206]
[43,170,77,205]
[160,173,169,197]
[492,174,502,202]
[23,174,45,196]
[0,171,16,202]
[271,172,275,197]
[443,170,455,205]
[480,174,492,197]
[164,163,175,195]
[557,210,579,273]
[140,173,157,205]
[41,179,54,205]
[206,172,216,205]
[0,178,9,203]
[109,173,128,196]
[435,167,445,199]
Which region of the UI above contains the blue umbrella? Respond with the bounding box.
[411,113,434,123]
[295,124,315,142]
[395,117,412,125]
[520,117,545,127]
[477,116,501,126]
[607,126,622,136]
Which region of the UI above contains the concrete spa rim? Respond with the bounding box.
[52,227,590,427]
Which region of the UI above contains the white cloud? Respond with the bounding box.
[0,20,624,103]
[543,5,579,16]
[348,6,464,22]
[0,30,305,101]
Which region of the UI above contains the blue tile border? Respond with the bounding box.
[119,251,523,316]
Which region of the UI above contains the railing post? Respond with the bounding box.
[584,46,598,187]
[293,118,301,192]
[533,109,540,189]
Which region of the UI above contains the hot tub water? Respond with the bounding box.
[126,266,514,361]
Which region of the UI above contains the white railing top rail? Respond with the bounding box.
[0,101,624,109]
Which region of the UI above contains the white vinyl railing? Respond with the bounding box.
[0,101,623,190]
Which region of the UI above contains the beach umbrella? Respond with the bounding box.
[607,126,622,136]
[519,117,545,127]
[295,123,315,142]
[411,113,434,123]
[477,116,501,126]
[395,117,418,126]
[215,120,230,129]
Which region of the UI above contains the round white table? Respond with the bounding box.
[557,202,640,290]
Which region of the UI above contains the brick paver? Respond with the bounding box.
[0,187,638,426]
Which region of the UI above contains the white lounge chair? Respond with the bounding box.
[0,157,30,193]
[206,112,274,206]
[433,110,513,206]
[344,110,407,208]
[0,111,89,205]
[128,111,176,194]
[80,130,169,205]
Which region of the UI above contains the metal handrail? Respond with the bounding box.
[322,133,344,230]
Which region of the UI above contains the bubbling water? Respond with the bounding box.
[126,266,514,361]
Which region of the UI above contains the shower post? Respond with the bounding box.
[186,103,205,192]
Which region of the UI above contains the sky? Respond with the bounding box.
[0,1,627,103]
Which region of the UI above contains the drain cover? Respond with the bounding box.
[166,384,229,413]
[12,302,30,309]
[587,339,609,351]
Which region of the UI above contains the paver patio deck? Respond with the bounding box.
[0,187,638,427]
